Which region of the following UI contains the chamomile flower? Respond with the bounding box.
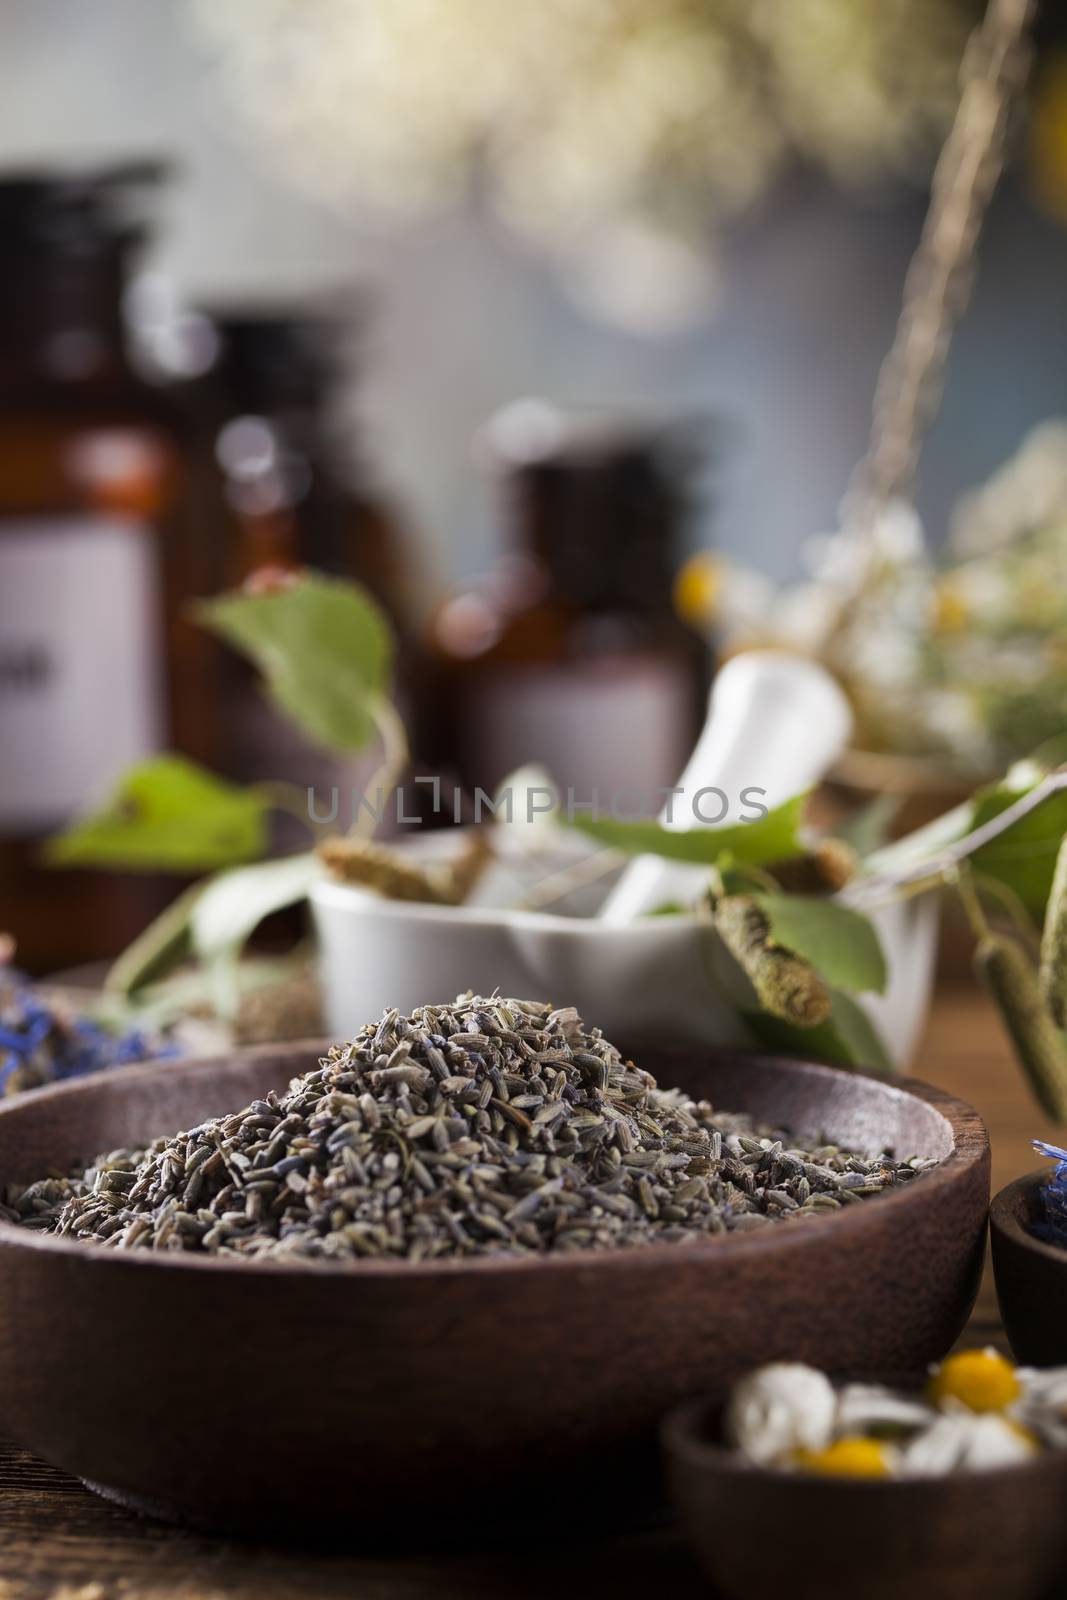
[927,1349,1021,1414]
[793,1436,896,1478]
[725,1363,836,1466]
[903,1412,1038,1475]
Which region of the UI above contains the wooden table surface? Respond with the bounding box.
[0,983,1046,1600]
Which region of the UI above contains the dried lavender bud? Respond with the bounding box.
[976,934,1067,1123]
[6,996,930,1258]
[1040,834,1067,1028]
[713,896,832,1028]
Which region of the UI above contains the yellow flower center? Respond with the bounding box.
[927,1349,1021,1413]
[933,580,968,634]
[673,552,723,628]
[793,1436,891,1478]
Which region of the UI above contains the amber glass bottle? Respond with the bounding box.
[423,407,709,809]
[0,167,209,973]
[199,310,420,833]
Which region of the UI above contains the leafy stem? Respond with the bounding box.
[251,781,330,841]
[347,693,412,839]
[844,766,1067,912]
[951,863,990,942]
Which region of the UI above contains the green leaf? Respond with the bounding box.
[190,852,320,965]
[759,894,887,995]
[46,756,269,872]
[197,573,394,754]
[96,950,306,1036]
[570,794,807,867]
[822,990,894,1075]
[836,793,901,858]
[969,781,1067,921]
[745,988,893,1076]
[865,798,973,877]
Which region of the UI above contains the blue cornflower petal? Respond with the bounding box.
[1031,1141,1067,1250]
[0,965,178,1090]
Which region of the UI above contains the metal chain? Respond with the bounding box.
[842,0,1037,538]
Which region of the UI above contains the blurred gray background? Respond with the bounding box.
[2,0,1065,598]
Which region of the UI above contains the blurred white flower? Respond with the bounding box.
[835,1382,937,1436]
[725,1362,837,1465]
[186,0,966,323]
[1015,1367,1067,1450]
[903,1410,1038,1475]
[769,582,843,653]
[951,419,1067,556]
[703,421,1067,775]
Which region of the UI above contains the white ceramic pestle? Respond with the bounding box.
[598,650,854,925]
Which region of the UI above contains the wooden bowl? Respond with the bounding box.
[990,1171,1067,1366]
[663,1396,1067,1600]
[0,1045,989,1537]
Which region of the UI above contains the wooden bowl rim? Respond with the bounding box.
[661,1393,1067,1496]
[0,1042,989,1284]
[990,1170,1067,1267]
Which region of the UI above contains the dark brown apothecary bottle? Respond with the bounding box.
[191,309,421,838]
[422,405,711,812]
[0,166,213,973]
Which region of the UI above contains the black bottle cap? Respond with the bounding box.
[0,160,170,254]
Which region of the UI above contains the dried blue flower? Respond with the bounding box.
[1032,1140,1067,1247]
[0,965,176,1095]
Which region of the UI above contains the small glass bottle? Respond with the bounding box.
[197,309,420,834]
[0,166,208,972]
[423,403,710,810]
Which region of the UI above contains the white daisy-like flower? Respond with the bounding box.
[1013,1367,1067,1450]
[903,1410,1038,1476]
[835,1383,937,1437]
[724,1363,837,1466]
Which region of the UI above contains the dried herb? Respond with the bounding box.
[318,832,491,906]
[1039,833,1067,1028]
[5,997,930,1259]
[713,897,832,1028]
[975,934,1067,1123]
[0,964,175,1097]
[768,839,859,895]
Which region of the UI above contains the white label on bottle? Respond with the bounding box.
[464,657,692,800]
[0,518,162,831]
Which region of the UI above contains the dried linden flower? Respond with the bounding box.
[927,1348,1021,1414]
[793,1436,894,1479]
[725,1363,836,1466]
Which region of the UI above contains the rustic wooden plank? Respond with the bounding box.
[0,1438,693,1599]
[0,983,1032,1595]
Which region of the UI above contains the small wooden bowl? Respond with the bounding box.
[663,1397,1067,1600]
[990,1171,1067,1366]
[0,1045,989,1536]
